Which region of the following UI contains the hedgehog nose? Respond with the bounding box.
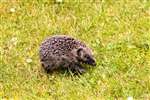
[89,59,96,66]
[91,60,96,66]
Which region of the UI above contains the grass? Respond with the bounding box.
[0,0,150,99]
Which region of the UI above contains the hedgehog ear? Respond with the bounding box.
[77,48,83,56]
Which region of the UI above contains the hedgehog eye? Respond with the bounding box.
[84,55,90,59]
[87,56,91,59]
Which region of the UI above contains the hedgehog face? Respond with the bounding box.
[77,48,96,66]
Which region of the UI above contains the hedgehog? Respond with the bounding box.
[39,35,96,73]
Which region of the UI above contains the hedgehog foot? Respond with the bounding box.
[42,63,55,73]
[72,63,86,74]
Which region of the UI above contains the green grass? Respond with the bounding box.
[0,0,150,99]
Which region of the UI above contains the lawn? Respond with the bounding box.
[0,0,150,99]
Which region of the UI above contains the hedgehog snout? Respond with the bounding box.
[89,59,96,66]
[86,57,96,66]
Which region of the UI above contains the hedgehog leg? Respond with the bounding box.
[71,63,86,73]
[41,62,55,73]
[45,65,53,73]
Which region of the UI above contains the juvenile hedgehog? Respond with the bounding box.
[39,35,96,73]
